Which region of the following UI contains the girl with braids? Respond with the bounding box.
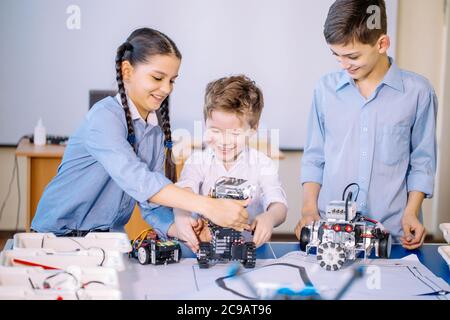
[31,28,249,238]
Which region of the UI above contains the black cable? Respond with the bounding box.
[43,271,78,289]
[342,183,360,201]
[0,155,18,222]
[14,155,21,232]
[82,280,106,288]
[66,238,106,266]
[345,191,352,221]
[28,277,36,289]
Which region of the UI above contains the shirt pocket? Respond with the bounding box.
[377,125,410,166]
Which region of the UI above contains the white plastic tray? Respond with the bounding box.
[0,248,126,271]
[439,223,450,244]
[13,232,132,253]
[438,246,450,271]
[0,286,122,300]
[0,265,120,290]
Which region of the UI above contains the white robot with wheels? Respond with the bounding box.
[299,184,392,271]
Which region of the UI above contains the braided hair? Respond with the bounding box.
[115,28,181,182]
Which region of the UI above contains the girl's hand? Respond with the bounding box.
[294,205,320,240]
[401,210,426,250]
[174,211,200,252]
[201,198,250,231]
[251,212,274,248]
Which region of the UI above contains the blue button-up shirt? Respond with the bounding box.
[300,57,437,237]
[31,96,174,236]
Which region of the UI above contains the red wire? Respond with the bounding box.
[12,258,60,270]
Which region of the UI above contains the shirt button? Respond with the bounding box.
[361,177,366,182]
[362,151,367,157]
[362,127,368,132]
[360,202,366,207]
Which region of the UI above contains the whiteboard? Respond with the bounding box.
[0,0,397,149]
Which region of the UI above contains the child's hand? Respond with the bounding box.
[193,218,212,243]
[174,212,200,252]
[401,210,426,250]
[294,206,320,240]
[251,212,274,248]
[203,198,250,231]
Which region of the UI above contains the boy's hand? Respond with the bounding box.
[401,210,426,250]
[294,206,320,240]
[193,218,212,243]
[174,212,201,252]
[251,212,274,248]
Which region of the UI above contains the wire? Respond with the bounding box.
[65,237,106,267]
[363,217,379,225]
[28,277,36,289]
[345,191,352,221]
[14,155,21,232]
[342,183,360,201]
[43,271,79,289]
[81,280,106,288]
[0,155,18,222]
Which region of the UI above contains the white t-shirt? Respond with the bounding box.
[176,147,288,222]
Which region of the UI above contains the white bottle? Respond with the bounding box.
[34,118,47,146]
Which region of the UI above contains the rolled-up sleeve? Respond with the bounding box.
[140,205,174,237]
[84,107,172,203]
[300,87,326,185]
[406,89,437,198]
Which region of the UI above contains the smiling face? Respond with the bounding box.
[205,110,254,164]
[329,35,390,82]
[122,54,181,119]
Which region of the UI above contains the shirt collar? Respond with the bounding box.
[335,56,404,92]
[381,57,404,92]
[115,93,158,126]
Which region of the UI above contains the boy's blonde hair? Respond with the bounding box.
[203,75,264,129]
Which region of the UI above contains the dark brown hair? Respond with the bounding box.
[324,0,387,46]
[203,75,263,129]
[115,28,181,182]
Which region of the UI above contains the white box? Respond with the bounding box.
[0,265,120,289]
[13,232,132,253]
[439,223,450,244]
[0,248,126,271]
[0,286,122,300]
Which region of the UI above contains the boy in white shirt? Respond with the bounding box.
[174,75,288,252]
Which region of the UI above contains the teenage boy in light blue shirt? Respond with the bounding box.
[295,0,437,250]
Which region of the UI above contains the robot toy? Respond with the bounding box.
[299,183,392,271]
[197,177,257,269]
[129,228,181,265]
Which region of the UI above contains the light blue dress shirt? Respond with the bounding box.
[31,96,174,236]
[301,57,437,237]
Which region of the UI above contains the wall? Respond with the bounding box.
[396,0,448,235]
[434,0,450,235]
[1,1,449,236]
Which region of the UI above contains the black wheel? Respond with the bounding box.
[378,233,392,258]
[174,246,182,262]
[137,246,150,265]
[242,242,256,268]
[299,227,311,252]
[354,225,364,244]
[197,242,211,269]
